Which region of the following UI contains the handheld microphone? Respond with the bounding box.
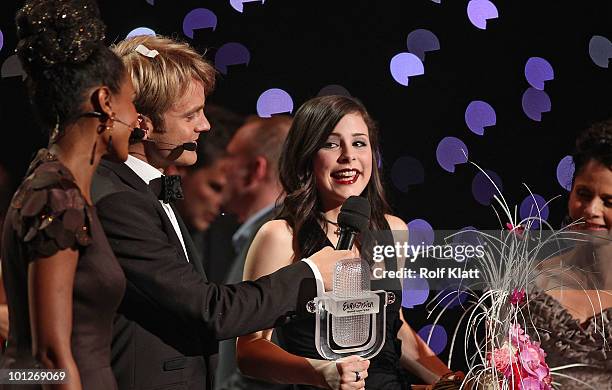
[308,196,391,360]
[335,196,371,250]
[332,196,371,347]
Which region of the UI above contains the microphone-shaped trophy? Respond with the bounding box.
[307,196,395,360]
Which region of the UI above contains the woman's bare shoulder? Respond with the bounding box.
[244,220,296,280]
[385,214,408,231]
[257,219,294,243]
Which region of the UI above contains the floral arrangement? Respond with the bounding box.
[421,161,579,390]
[487,323,552,390]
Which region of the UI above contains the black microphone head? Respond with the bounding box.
[182,142,197,151]
[129,127,146,144]
[338,196,371,233]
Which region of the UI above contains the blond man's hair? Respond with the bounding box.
[112,35,216,131]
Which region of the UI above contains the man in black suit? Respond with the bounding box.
[91,35,352,390]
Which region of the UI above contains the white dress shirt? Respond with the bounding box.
[124,155,190,262]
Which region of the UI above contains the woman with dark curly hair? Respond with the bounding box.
[0,0,138,388]
[532,119,612,388]
[236,95,462,390]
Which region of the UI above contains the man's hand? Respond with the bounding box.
[308,247,353,291]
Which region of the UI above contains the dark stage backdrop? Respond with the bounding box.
[1,1,611,229]
[0,0,610,368]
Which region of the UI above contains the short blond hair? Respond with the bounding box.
[112,35,216,130]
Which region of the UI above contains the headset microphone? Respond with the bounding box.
[128,127,146,144]
[79,111,197,151]
[80,111,145,144]
[142,139,197,151]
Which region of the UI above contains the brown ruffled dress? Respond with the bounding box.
[0,149,125,389]
[527,290,612,389]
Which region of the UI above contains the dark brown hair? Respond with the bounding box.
[278,95,390,258]
[16,0,125,134]
[572,119,612,185]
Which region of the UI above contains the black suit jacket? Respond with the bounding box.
[92,159,318,390]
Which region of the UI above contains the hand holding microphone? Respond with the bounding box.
[306,355,369,390]
[335,356,369,390]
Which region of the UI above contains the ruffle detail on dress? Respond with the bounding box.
[10,149,93,260]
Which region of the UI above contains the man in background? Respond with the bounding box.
[215,115,292,390]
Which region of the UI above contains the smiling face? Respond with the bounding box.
[568,159,612,233]
[148,78,210,167]
[312,112,373,210]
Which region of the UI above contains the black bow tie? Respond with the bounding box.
[149,175,184,203]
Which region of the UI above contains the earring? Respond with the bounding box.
[89,116,113,165]
[107,118,114,153]
[49,114,60,145]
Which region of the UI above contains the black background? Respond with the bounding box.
[2,1,611,230]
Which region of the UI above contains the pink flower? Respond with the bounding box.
[519,346,543,376]
[506,222,526,238]
[519,345,550,387]
[518,377,542,390]
[488,342,515,373]
[509,324,529,347]
[489,324,552,390]
[510,288,526,305]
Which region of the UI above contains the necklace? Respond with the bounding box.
[324,218,341,235]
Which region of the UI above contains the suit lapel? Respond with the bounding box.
[99,159,201,270]
[170,203,207,279]
[100,158,153,197]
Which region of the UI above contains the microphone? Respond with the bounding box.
[335,196,371,250]
[332,196,371,347]
[79,111,146,145]
[307,195,392,360]
[129,127,146,144]
[143,139,198,151]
